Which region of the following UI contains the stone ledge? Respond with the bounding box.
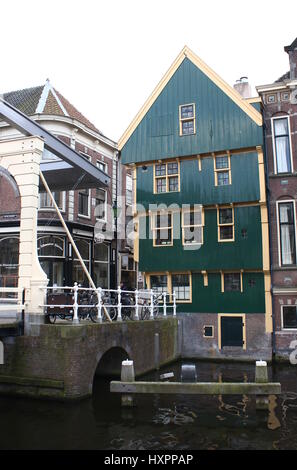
[0,375,64,389]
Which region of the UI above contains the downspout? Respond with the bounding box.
[262,120,276,357]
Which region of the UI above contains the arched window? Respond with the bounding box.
[37,236,65,258]
[0,236,19,288]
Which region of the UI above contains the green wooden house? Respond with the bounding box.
[119,46,272,360]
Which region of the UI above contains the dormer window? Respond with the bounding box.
[179,103,196,135]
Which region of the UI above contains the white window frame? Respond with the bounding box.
[271,116,294,175]
[281,305,297,331]
[276,199,297,267]
[39,191,66,212]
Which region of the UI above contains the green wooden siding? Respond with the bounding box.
[150,272,265,314]
[121,58,263,164]
[137,152,260,209]
[139,205,262,272]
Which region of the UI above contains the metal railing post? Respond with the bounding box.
[163,292,167,317]
[96,287,102,322]
[134,289,139,320]
[117,285,122,321]
[73,282,79,324]
[173,291,177,316]
[150,289,154,319]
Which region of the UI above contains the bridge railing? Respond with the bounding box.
[40,283,177,323]
[0,287,26,317]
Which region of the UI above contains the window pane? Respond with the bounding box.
[184,226,202,244]
[220,226,233,240]
[155,213,171,228]
[279,203,296,265]
[78,190,89,215]
[172,274,190,300]
[224,273,240,291]
[283,306,297,329]
[274,118,288,137]
[184,209,202,226]
[217,171,230,186]
[73,239,90,261]
[155,164,166,176]
[181,120,194,135]
[94,243,108,262]
[275,136,291,173]
[155,228,172,245]
[181,105,194,119]
[215,156,229,169]
[219,208,233,224]
[150,275,168,294]
[167,162,178,175]
[168,176,178,192]
[37,236,64,257]
[156,178,166,193]
[95,189,106,219]
[0,237,19,290]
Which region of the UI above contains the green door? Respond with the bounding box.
[221,316,244,348]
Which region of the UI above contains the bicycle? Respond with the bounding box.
[139,291,162,320]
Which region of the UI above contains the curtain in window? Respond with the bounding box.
[279,203,296,265]
[274,119,291,173]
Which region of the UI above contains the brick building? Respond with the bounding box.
[0,81,136,290]
[257,38,297,360]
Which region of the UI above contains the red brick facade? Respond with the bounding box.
[257,39,297,360]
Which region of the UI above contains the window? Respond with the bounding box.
[78,189,90,217]
[154,161,180,194]
[214,154,231,186]
[282,306,297,330]
[182,206,204,245]
[272,117,292,174]
[278,201,296,266]
[0,236,19,290]
[222,272,242,292]
[39,191,65,211]
[93,243,109,288]
[148,272,192,303]
[179,103,196,135]
[37,236,65,258]
[217,206,234,242]
[267,94,276,103]
[95,189,106,220]
[73,238,90,286]
[97,161,107,173]
[172,274,191,301]
[203,326,214,338]
[126,174,133,205]
[150,274,168,295]
[152,212,173,246]
[281,92,290,102]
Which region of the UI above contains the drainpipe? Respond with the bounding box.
[262,120,276,357]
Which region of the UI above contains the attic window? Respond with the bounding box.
[179,104,196,136]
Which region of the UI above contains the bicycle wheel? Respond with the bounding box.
[103,306,117,321]
[89,308,99,323]
[48,313,56,324]
[139,304,150,320]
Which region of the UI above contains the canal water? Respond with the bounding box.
[0,361,296,450]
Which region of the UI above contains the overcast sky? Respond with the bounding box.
[1,0,296,142]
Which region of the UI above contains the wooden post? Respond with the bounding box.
[255,360,269,410]
[121,360,135,407]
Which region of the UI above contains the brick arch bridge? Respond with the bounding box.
[0,318,179,400]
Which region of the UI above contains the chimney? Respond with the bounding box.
[233,77,252,99]
[284,38,297,80]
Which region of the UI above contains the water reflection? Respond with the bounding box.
[0,360,296,449]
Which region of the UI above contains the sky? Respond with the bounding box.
[1,0,296,142]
